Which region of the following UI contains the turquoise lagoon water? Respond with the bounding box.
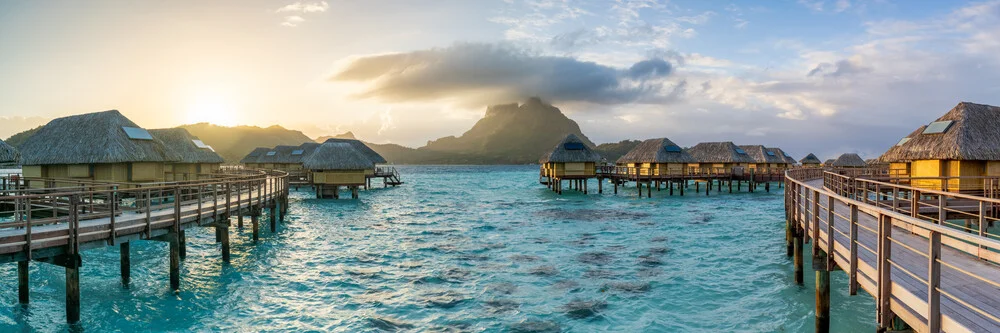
[0,165,875,332]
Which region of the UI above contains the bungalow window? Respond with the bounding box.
[922,120,953,134]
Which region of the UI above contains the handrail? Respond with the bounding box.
[786,168,1000,332]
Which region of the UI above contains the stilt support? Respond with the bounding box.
[169,233,180,292]
[120,242,130,288]
[794,228,804,285]
[18,260,29,304]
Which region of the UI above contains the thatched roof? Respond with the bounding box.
[686,142,755,164]
[739,145,785,164]
[615,137,694,164]
[322,138,387,164]
[0,139,19,164]
[766,147,796,165]
[148,128,224,164]
[881,102,1000,162]
[823,159,835,166]
[831,153,867,167]
[540,134,602,163]
[800,153,822,164]
[288,142,321,164]
[302,141,375,170]
[20,110,179,165]
[877,125,926,163]
[240,147,269,164]
[257,145,297,164]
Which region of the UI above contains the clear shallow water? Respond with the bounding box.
[0,165,875,332]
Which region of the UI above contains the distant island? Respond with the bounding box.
[5,98,640,165]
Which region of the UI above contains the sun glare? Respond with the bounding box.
[185,96,239,127]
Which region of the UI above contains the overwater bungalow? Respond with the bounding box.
[539,134,602,193]
[767,147,796,168]
[149,128,224,181]
[321,138,387,180]
[739,145,786,174]
[302,140,375,199]
[823,159,835,167]
[19,110,178,187]
[615,137,694,177]
[878,125,927,178]
[800,153,822,167]
[686,142,755,175]
[0,139,20,166]
[240,147,270,169]
[257,145,297,171]
[880,102,1000,192]
[829,153,867,168]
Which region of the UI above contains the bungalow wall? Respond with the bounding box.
[889,162,910,178]
[911,160,986,192]
[22,162,164,188]
[311,169,368,186]
[545,162,595,177]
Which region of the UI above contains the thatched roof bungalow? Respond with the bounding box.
[256,145,297,170]
[830,153,867,168]
[767,147,796,166]
[540,134,602,179]
[302,140,376,198]
[149,128,224,181]
[0,139,19,165]
[878,125,926,177]
[240,147,270,168]
[614,138,694,177]
[739,145,788,173]
[800,153,822,167]
[19,110,178,186]
[686,142,755,174]
[321,138,387,176]
[880,102,1000,191]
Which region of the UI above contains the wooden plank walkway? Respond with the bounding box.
[788,169,1000,332]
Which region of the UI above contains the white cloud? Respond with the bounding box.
[834,0,851,13]
[798,0,824,12]
[281,15,305,27]
[276,1,329,13]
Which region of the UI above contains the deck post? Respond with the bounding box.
[876,214,893,329]
[927,231,942,332]
[120,242,130,288]
[269,204,277,232]
[793,226,804,285]
[351,186,359,199]
[849,204,859,295]
[613,179,618,195]
[220,223,231,263]
[598,178,602,194]
[18,260,29,304]
[66,263,80,324]
[179,229,186,260]
[815,250,830,333]
[786,218,794,257]
[252,210,260,242]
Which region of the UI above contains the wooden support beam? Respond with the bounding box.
[269,205,277,233]
[220,224,230,263]
[816,250,830,333]
[66,264,80,324]
[794,227,804,285]
[120,242,130,288]
[179,229,186,260]
[252,211,260,242]
[18,260,29,304]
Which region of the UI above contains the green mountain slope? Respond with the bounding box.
[179,123,313,162]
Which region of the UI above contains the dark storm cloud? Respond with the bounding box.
[332,43,673,105]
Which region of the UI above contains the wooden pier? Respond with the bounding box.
[0,169,289,324]
[541,165,785,196]
[786,168,1000,332]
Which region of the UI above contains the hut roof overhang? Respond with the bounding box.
[240,147,270,164]
[800,153,822,164]
[0,139,19,164]
[831,153,867,167]
[322,138,387,164]
[302,141,376,170]
[738,145,786,164]
[256,145,297,164]
[686,142,756,164]
[614,137,694,164]
[766,147,796,165]
[19,110,179,165]
[149,128,224,164]
[540,134,603,163]
[880,102,1000,162]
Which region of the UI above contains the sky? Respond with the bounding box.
[1,0,999,160]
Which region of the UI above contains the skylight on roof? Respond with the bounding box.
[122,127,153,140]
[766,151,776,156]
[266,151,277,156]
[664,145,682,152]
[896,137,912,146]
[923,120,954,134]
[735,148,746,154]
[564,142,584,150]
[192,139,210,149]
[291,150,305,155]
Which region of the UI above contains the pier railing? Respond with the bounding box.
[786,168,1000,332]
[592,165,787,180]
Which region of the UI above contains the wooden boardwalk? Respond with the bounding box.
[786,169,1000,332]
[0,170,289,323]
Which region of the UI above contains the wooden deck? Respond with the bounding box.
[787,169,1000,332]
[541,165,785,196]
[0,170,290,323]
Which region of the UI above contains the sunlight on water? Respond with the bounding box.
[0,165,875,332]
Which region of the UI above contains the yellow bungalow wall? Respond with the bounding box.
[911,160,986,192]
[22,163,164,188]
[311,169,368,185]
[543,162,596,177]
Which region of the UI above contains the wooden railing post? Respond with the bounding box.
[937,194,946,225]
[927,230,941,332]
[877,214,893,328]
[849,204,859,295]
[25,197,32,260]
[108,187,117,245]
[826,195,834,266]
[812,190,820,253]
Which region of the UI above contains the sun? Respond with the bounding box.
[185,96,240,127]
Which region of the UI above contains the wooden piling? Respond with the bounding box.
[252,211,260,242]
[18,260,29,304]
[66,265,80,324]
[179,229,187,260]
[269,206,277,232]
[794,227,804,285]
[816,251,831,333]
[220,224,230,263]
[120,242,130,288]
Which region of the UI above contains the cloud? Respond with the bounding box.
[798,0,824,12]
[676,11,716,25]
[276,1,329,13]
[331,43,677,105]
[834,0,851,13]
[275,1,328,27]
[806,59,872,77]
